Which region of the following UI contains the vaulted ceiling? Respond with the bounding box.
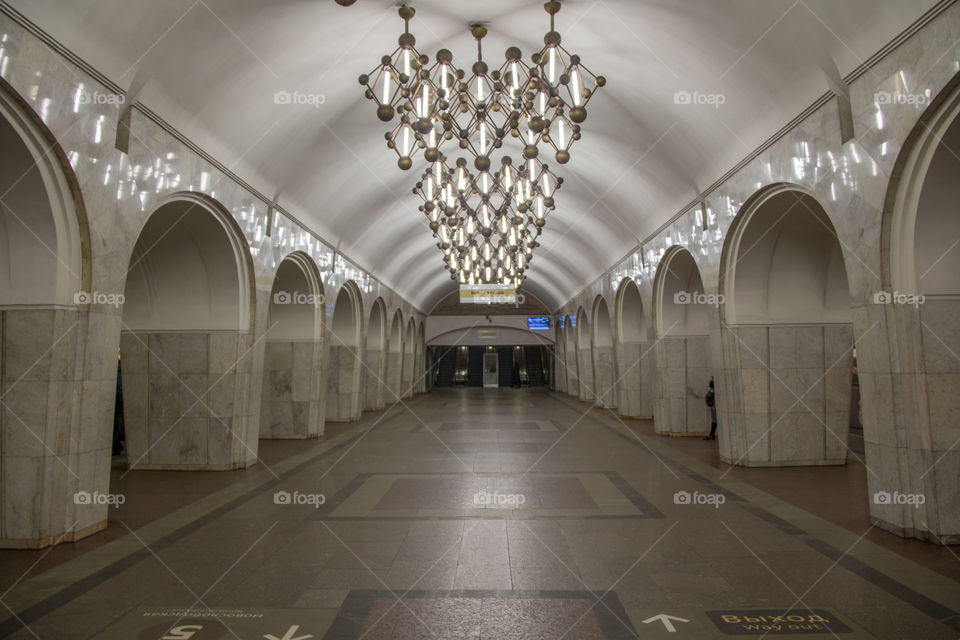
[12,0,936,311]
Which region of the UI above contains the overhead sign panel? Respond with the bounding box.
[460,284,516,304]
[527,316,550,330]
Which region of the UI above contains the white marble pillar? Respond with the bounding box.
[363,347,386,410]
[401,352,414,399]
[859,298,960,543]
[592,345,616,408]
[615,342,648,418]
[577,346,594,402]
[326,345,362,422]
[553,347,567,393]
[260,340,324,438]
[717,325,851,466]
[0,307,116,548]
[120,330,261,469]
[654,335,712,435]
[385,351,402,403]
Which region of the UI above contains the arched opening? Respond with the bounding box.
[363,298,387,411]
[554,323,568,394]
[719,186,853,466]
[0,106,83,305]
[874,77,960,543]
[260,252,325,439]
[652,247,713,435]
[654,247,710,338]
[565,315,579,397]
[0,84,92,546]
[402,319,416,399]
[614,278,654,418]
[416,321,426,393]
[722,188,850,326]
[575,307,593,402]
[120,193,257,470]
[592,297,616,408]
[326,281,363,422]
[386,310,404,402]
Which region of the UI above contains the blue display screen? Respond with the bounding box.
[558,315,566,329]
[527,316,550,330]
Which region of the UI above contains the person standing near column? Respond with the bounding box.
[703,376,717,440]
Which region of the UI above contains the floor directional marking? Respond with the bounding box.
[643,613,690,633]
[264,624,312,640]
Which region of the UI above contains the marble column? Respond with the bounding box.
[385,351,402,403]
[553,347,567,393]
[363,347,386,410]
[615,341,649,418]
[859,298,960,543]
[120,330,261,469]
[326,345,362,422]
[0,307,116,548]
[577,346,594,403]
[401,352,414,399]
[592,345,616,408]
[641,344,658,418]
[654,335,712,435]
[717,325,851,466]
[260,340,324,438]
[566,344,580,398]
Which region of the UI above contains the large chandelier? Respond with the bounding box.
[358,1,604,287]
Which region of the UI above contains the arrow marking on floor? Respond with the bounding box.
[642,613,690,633]
[263,625,312,640]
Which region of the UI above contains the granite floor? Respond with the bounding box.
[1,388,959,639]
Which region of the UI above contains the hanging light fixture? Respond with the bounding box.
[357,1,603,285]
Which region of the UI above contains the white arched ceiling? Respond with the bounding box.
[617,279,647,343]
[123,198,250,331]
[726,190,851,324]
[656,248,709,337]
[15,0,938,309]
[593,297,613,347]
[915,112,960,295]
[0,95,82,306]
[268,252,322,340]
